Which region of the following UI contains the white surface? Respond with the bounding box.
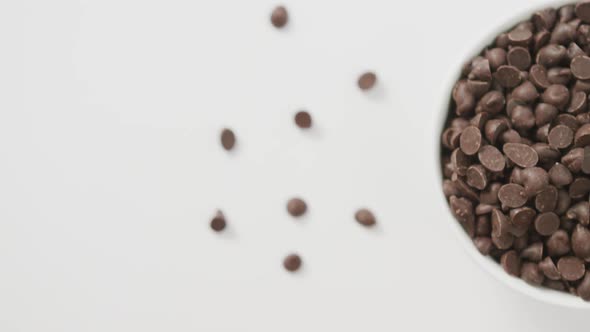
[2,0,590,331]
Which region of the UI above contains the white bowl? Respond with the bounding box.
[435,0,590,309]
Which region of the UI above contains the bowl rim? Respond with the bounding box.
[434,0,590,309]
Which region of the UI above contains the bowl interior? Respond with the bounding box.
[435,0,590,309]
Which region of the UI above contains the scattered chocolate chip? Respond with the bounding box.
[358,72,377,91]
[271,6,288,28]
[577,273,590,301]
[557,256,585,281]
[210,210,227,232]
[294,111,312,129]
[283,254,302,272]
[501,250,521,276]
[354,208,376,227]
[539,256,562,280]
[478,145,505,172]
[287,198,307,217]
[220,128,236,151]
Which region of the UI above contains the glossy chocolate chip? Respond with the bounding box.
[451,148,471,176]
[512,81,540,104]
[466,165,488,190]
[536,44,567,67]
[529,65,551,89]
[485,48,507,70]
[491,209,511,237]
[476,91,505,114]
[557,256,585,281]
[510,207,536,228]
[562,148,584,172]
[520,167,550,196]
[493,232,515,250]
[507,47,531,70]
[542,84,570,109]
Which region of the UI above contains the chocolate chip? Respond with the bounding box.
[510,207,536,228]
[557,256,585,281]
[287,198,307,217]
[354,208,376,227]
[555,113,580,132]
[491,208,511,237]
[520,167,550,197]
[271,6,288,28]
[569,177,590,199]
[562,147,584,172]
[535,212,560,236]
[536,124,550,143]
[466,165,488,190]
[493,232,515,250]
[503,143,539,168]
[220,128,236,151]
[453,80,476,116]
[539,256,562,280]
[498,184,527,208]
[480,182,501,205]
[508,28,532,47]
[584,146,590,174]
[294,111,312,129]
[500,129,522,144]
[512,81,539,104]
[548,125,574,149]
[568,42,586,61]
[476,215,492,236]
[566,202,590,225]
[551,23,576,45]
[476,91,505,114]
[529,65,551,89]
[468,58,492,82]
[572,224,590,260]
[451,148,471,176]
[507,47,532,70]
[577,24,590,45]
[574,79,590,93]
[509,104,535,131]
[549,163,574,187]
[533,8,557,31]
[283,254,302,272]
[547,230,571,257]
[534,103,558,126]
[578,112,590,125]
[478,145,505,172]
[443,179,460,198]
[475,203,495,215]
[450,196,475,238]
[567,91,587,114]
[533,143,560,164]
[495,65,522,88]
[542,84,570,109]
[521,262,545,286]
[501,250,521,276]
[358,72,377,91]
[485,48,507,70]
[452,175,480,202]
[556,189,573,215]
[474,237,493,255]
[576,1,590,23]
[534,30,551,54]
[536,44,567,67]
[521,242,543,262]
[535,186,558,213]
[459,126,482,155]
[577,273,590,301]
[547,67,572,85]
[571,56,590,79]
[575,124,590,147]
[513,233,529,251]
[210,210,227,232]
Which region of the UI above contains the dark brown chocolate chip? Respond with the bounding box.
[287,198,307,217]
[354,208,376,227]
[575,124,590,147]
[442,179,460,198]
[534,103,558,127]
[475,203,495,215]
[503,143,539,168]
[459,126,482,155]
[557,256,585,281]
[567,202,590,225]
[521,242,543,262]
[474,237,493,255]
[358,72,377,91]
[450,196,474,238]
[568,42,586,61]
[584,146,590,174]
[521,262,545,286]
[571,55,590,79]
[577,1,590,23]
[283,254,302,272]
[551,23,576,45]
[555,113,580,132]
[491,209,511,237]
[484,119,508,145]
[510,207,536,228]
[547,230,571,257]
[542,84,570,110]
[568,91,587,114]
[547,67,572,85]
[562,148,584,172]
[536,44,567,67]
[478,145,505,172]
[220,128,236,151]
[476,91,505,114]
[577,273,590,301]
[529,65,551,89]
[513,233,529,251]
[480,182,501,205]
[492,232,515,250]
[535,212,560,236]
[520,167,550,197]
[535,186,558,213]
[533,143,560,164]
[271,6,288,28]
[501,250,521,276]
[569,177,590,199]
[294,111,312,129]
[512,81,539,104]
[498,184,527,208]
[572,224,590,260]
[509,104,535,131]
[210,210,227,232]
[466,165,488,190]
[507,47,531,70]
[452,175,480,202]
[485,48,506,71]
[495,65,522,88]
[476,215,491,236]
[533,8,557,31]
[579,112,590,125]
[549,163,574,187]
[508,28,532,47]
[451,148,471,176]
[539,256,562,280]
[556,189,572,215]
[548,125,574,149]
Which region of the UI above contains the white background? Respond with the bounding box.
[2,0,590,331]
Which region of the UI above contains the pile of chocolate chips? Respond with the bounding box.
[441,1,590,301]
